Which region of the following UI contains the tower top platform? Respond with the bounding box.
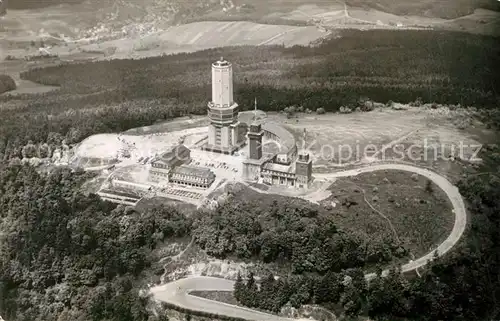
[297,152,311,162]
[249,123,262,133]
[213,57,230,67]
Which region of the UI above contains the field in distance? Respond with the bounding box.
[1,0,499,63]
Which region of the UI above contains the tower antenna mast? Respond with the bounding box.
[254,97,257,121]
[302,128,307,151]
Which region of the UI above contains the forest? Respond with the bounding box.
[1,143,499,320]
[192,197,405,273]
[231,144,500,320]
[1,30,498,163]
[0,28,499,320]
[0,165,189,321]
[0,75,16,94]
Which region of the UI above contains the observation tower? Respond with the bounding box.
[203,57,242,154]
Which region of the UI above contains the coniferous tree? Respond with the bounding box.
[233,272,245,302]
[244,272,258,307]
[260,273,276,311]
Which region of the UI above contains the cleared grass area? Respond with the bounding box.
[229,167,454,262]
[325,169,454,258]
[190,289,289,317]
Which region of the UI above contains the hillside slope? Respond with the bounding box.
[9,0,499,19]
[345,0,500,19]
[76,21,326,59]
[2,0,499,46]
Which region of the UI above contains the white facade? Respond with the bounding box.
[243,163,261,181]
[220,126,230,148]
[211,58,233,107]
[208,125,216,145]
[230,125,238,146]
[204,57,244,154]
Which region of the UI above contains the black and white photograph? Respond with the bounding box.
[0,0,499,320]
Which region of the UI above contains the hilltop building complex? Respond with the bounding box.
[147,57,313,191]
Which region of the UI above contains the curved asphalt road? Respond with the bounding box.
[151,163,467,320]
[150,276,294,321]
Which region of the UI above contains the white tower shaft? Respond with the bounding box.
[205,57,240,154]
[211,57,233,107]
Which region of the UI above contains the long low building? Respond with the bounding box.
[170,165,216,188]
[148,144,216,189]
[97,189,142,206]
[149,144,191,182]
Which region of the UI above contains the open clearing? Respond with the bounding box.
[73,127,207,163]
[79,106,489,174]
[324,170,454,258]
[272,106,489,173]
[436,9,500,35]
[190,291,240,306]
[71,21,327,60]
[228,170,454,263]
[0,59,60,95]
[74,105,492,207]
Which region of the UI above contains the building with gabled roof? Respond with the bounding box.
[170,165,216,188]
[155,144,191,167]
[149,144,192,182]
[149,144,216,189]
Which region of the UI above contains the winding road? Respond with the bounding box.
[151,276,294,321]
[151,163,467,320]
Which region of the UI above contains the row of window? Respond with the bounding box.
[152,163,171,169]
[151,171,214,185]
[170,180,211,188]
[171,174,212,184]
[262,170,296,179]
[263,177,295,186]
[151,171,168,177]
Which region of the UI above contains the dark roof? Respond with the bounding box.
[162,144,189,160]
[172,165,215,179]
[152,145,190,165]
[249,123,262,133]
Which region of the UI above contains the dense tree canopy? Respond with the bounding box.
[0,164,190,321]
[0,74,16,94]
[193,197,404,274]
[0,28,499,321]
[232,144,500,320]
[1,30,498,162]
